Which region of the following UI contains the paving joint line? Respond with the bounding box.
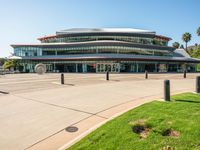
[12,94,108,119]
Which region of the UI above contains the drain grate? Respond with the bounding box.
[65,126,78,133]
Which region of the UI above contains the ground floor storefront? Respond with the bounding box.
[19,60,197,73]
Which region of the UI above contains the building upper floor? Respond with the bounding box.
[37,28,171,46]
[11,40,175,57]
[11,28,176,58]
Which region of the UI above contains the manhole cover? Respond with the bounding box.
[65,126,78,132]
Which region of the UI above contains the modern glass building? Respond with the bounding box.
[11,28,200,73]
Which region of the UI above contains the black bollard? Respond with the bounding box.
[145,71,148,79]
[196,76,200,93]
[164,80,170,101]
[106,71,109,81]
[61,73,64,84]
[184,70,187,78]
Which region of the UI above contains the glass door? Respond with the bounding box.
[96,63,120,73]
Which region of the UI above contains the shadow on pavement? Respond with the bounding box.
[0,91,9,94]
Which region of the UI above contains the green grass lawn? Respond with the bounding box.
[68,93,200,150]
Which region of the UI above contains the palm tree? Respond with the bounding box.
[182,32,192,52]
[197,27,200,36]
[172,42,180,49]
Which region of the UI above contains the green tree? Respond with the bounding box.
[0,58,5,66]
[172,42,180,49]
[182,32,192,52]
[197,27,200,36]
[3,59,20,70]
[189,45,200,59]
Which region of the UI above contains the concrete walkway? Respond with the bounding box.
[0,73,199,150]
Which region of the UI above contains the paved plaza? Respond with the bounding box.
[0,73,199,150]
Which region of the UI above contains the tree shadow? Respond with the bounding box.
[64,84,75,86]
[111,80,120,82]
[175,100,200,103]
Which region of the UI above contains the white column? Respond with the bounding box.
[53,62,56,72]
[82,64,87,73]
[177,64,179,72]
[155,63,157,72]
[76,64,78,73]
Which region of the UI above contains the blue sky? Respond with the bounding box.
[0,0,200,57]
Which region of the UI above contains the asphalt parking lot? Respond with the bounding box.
[0,73,199,150]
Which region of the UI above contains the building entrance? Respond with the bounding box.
[96,63,120,73]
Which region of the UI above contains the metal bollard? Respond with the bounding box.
[164,80,170,101]
[184,70,187,78]
[61,73,64,84]
[145,71,148,79]
[196,76,200,93]
[106,71,109,81]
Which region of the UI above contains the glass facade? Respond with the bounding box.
[18,60,197,73]
[14,47,42,57]
[14,46,172,57]
[41,46,172,56]
[41,35,167,46]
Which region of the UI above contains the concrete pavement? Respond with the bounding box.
[0,73,199,150]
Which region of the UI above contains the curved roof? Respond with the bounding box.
[37,28,171,41]
[56,28,155,35]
